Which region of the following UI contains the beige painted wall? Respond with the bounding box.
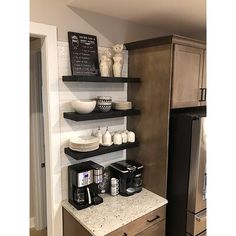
[30,0,169,46]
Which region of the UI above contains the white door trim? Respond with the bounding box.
[30,44,47,230]
[30,22,62,236]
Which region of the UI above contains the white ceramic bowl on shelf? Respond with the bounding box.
[71,100,96,114]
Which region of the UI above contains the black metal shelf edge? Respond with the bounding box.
[64,141,139,160]
[63,109,140,121]
[62,75,141,83]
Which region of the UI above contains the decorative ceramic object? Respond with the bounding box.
[71,99,96,114]
[112,44,124,62]
[95,126,103,144]
[121,132,128,143]
[113,132,122,145]
[102,127,112,146]
[112,44,124,77]
[128,131,135,143]
[113,56,123,77]
[99,55,109,77]
[97,96,112,112]
[104,48,113,76]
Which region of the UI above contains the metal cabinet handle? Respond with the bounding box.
[203,88,207,101]
[199,88,204,101]
[147,215,160,223]
[196,210,207,222]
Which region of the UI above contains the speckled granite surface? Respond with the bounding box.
[62,188,168,236]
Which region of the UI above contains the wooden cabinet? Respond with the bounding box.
[200,50,207,106]
[171,44,205,108]
[136,220,165,236]
[63,206,166,236]
[126,35,206,110]
[107,206,166,236]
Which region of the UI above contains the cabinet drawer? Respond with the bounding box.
[187,210,206,235]
[136,220,165,236]
[107,206,166,236]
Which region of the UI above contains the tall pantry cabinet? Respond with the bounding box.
[125,35,206,235]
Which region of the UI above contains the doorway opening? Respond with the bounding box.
[30,37,47,236]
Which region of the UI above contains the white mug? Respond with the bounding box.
[128,131,135,143]
[111,178,119,185]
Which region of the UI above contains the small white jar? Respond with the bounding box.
[121,132,128,143]
[128,131,135,143]
[113,132,122,145]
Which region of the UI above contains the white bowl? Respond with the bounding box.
[71,100,96,114]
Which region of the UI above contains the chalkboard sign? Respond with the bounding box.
[68,32,100,76]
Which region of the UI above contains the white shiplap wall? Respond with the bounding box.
[57,42,129,200]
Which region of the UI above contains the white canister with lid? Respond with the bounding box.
[128,131,135,143]
[113,132,122,145]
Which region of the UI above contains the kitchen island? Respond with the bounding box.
[62,188,168,236]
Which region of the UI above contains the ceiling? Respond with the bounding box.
[66,0,206,35]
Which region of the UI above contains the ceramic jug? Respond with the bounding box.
[95,126,103,144]
[102,127,112,145]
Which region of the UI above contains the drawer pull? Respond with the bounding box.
[123,233,127,236]
[147,215,160,223]
[196,211,206,222]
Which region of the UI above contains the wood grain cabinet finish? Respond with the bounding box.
[125,35,206,201]
[171,44,204,108]
[63,206,166,236]
[200,50,207,106]
[126,45,172,198]
[136,220,165,236]
[107,206,166,236]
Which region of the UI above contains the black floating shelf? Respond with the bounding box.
[65,141,139,160]
[62,75,141,83]
[63,109,140,121]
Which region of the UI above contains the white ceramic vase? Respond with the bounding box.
[99,55,109,77]
[113,56,123,77]
[104,49,113,76]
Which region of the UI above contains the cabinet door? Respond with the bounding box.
[136,220,165,236]
[171,44,204,108]
[201,50,207,106]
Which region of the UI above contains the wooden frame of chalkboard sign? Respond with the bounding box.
[68,32,100,76]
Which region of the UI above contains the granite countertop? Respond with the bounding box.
[62,188,168,236]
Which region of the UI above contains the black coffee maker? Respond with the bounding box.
[68,161,104,210]
[110,160,144,196]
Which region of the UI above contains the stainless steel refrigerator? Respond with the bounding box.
[166,107,206,236]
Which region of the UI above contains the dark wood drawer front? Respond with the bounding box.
[107,206,166,236]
